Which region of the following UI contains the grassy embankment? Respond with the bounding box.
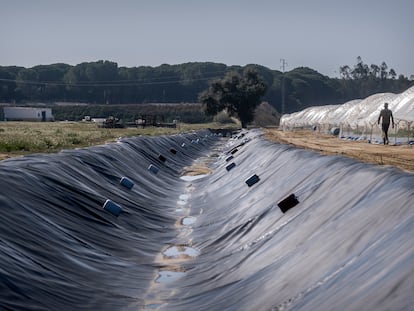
[0,121,235,161]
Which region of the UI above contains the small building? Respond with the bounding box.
[3,107,54,122]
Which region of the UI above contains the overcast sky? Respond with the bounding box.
[1,0,413,77]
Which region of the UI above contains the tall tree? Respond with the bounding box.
[369,64,380,78]
[339,65,351,79]
[351,56,369,79]
[199,69,267,128]
[389,68,396,80]
[380,62,389,80]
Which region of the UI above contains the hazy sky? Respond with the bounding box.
[1,0,413,77]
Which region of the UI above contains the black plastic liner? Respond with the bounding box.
[1,129,414,311]
[0,131,219,310]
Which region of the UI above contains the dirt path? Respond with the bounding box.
[264,129,414,173]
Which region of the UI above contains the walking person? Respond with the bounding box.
[377,102,395,145]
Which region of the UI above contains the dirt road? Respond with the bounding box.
[264,129,414,173]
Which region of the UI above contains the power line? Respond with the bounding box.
[0,68,232,88]
[0,76,223,87]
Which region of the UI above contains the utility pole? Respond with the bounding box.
[280,58,288,115]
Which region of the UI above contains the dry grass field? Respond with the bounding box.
[0,121,226,161]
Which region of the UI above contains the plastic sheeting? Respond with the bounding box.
[0,131,219,310]
[1,129,414,310]
[281,85,414,128]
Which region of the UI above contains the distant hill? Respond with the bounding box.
[1,59,413,115]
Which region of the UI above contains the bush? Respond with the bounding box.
[213,110,235,124]
[253,102,280,127]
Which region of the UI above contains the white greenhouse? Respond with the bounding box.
[280,85,414,144]
[281,86,414,129]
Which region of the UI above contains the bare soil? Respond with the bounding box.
[264,129,414,173]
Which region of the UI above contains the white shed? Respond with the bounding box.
[3,107,54,122]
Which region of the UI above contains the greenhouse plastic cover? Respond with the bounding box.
[0,129,414,310]
[281,85,414,128]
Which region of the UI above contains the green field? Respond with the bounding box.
[0,121,236,160]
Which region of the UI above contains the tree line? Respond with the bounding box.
[0,58,413,116]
